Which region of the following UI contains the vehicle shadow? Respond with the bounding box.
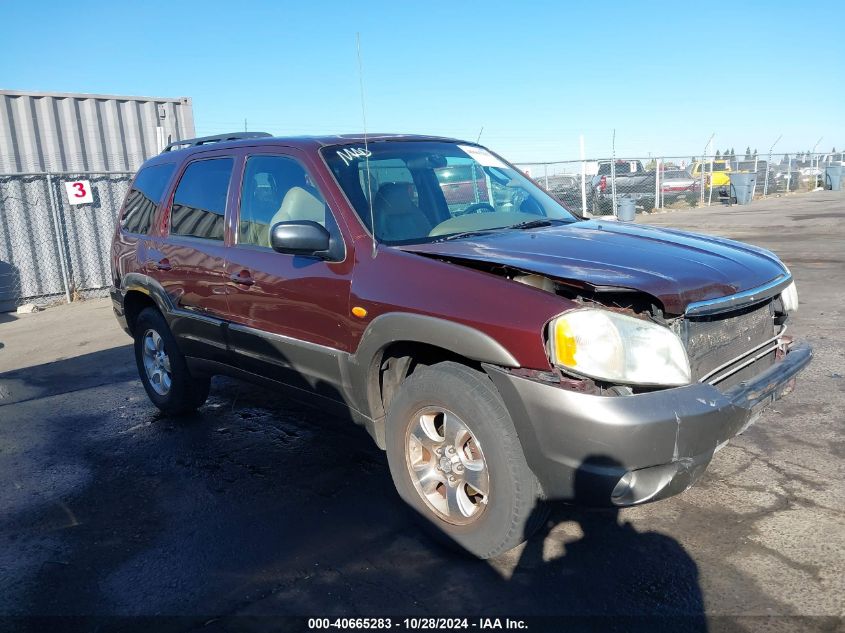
[0,344,709,631]
[508,460,706,629]
[0,344,136,403]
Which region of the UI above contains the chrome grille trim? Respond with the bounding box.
[685,274,791,316]
[701,326,787,385]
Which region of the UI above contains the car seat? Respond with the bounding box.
[373,183,432,242]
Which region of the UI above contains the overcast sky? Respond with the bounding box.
[4,0,844,162]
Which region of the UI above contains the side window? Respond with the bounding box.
[121,163,175,234]
[238,155,333,248]
[170,158,234,240]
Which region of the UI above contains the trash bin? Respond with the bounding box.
[729,172,757,205]
[825,165,843,191]
[617,197,636,222]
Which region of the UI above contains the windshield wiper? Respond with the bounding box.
[432,219,569,242]
[507,218,566,230]
[431,227,508,242]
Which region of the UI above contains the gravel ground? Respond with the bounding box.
[0,190,842,631]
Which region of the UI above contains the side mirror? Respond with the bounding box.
[270,221,331,257]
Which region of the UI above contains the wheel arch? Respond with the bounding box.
[119,273,175,336]
[349,313,520,431]
[123,290,158,336]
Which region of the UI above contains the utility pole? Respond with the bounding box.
[610,129,617,217]
[708,134,716,206]
[811,137,823,189]
[764,134,782,196]
[579,134,587,216]
[700,132,714,206]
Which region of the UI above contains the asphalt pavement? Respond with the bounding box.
[0,190,843,631]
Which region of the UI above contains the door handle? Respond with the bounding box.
[148,258,171,271]
[230,271,255,286]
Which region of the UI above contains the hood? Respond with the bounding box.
[397,220,788,315]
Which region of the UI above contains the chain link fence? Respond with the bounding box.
[516,151,845,217]
[0,172,132,310]
[1,147,843,310]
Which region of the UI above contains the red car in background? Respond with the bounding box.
[660,168,700,198]
[435,164,489,205]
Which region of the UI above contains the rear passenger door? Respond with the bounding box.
[223,151,354,396]
[148,153,235,362]
[113,161,177,287]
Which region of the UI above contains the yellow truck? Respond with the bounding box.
[689,160,732,187]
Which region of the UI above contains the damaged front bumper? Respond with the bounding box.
[484,342,812,506]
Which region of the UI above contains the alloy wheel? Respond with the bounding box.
[405,406,490,525]
[141,329,172,396]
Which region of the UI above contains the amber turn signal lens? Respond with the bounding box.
[553,317,577,366]
[352,306,368,318]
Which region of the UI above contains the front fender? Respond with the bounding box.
[342,312,520,424]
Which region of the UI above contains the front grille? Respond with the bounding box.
[678,300,777,387]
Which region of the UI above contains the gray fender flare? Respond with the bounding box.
[120,272,176,319]
[342,312,520,427]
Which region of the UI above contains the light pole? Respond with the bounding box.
[764,134,781,196]
[611,129,617,217]
[811,137,823,189]
[700,132,714,206]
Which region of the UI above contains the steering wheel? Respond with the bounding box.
[457,202,496,216]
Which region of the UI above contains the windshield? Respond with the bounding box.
[322,141,576,245]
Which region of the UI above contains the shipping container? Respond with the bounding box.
[0,90,195,174]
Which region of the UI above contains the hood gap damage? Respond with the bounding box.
[412,251,670,321]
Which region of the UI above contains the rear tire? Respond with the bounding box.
[133,307,210,415]
[385,361,545,558]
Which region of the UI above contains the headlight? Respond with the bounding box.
[549,309,691,386]
[781,280,799,312]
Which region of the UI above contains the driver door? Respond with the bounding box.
[222,149,354,397]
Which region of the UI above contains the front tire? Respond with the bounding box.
[385,361,544,558]
[133,307,210,415]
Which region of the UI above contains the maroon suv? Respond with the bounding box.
[110,132,811,558]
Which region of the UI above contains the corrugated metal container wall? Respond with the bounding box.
[0,90,195,174]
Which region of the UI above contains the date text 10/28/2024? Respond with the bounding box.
[308,618,528,630]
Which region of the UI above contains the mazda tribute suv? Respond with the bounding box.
[110,132,811,558]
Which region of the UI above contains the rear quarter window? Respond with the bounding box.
[120,163,176,234]
[170,158,234,240]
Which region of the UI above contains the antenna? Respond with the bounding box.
[476,126,484,144]
[356,32,377,259]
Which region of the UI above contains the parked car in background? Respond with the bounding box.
[545,174,582,212]
[689,160,731,187]
[546,174,580,192]
[588,160,655,213]
[773,168,800,192]
[435,163,489,206]
[110,131,811,559]
[799,166,824,188]
[660,169,699,198]
[734,160,776,191]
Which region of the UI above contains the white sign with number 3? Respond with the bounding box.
[65,180,93,205]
